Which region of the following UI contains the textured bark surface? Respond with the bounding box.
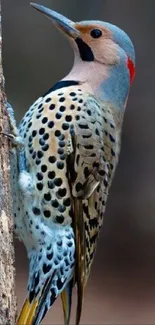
[0,2,17,324]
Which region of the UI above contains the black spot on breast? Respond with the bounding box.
[37,183,43,191]
[57,188,67,198]
[39,138,45,146]
[42,144,49,151]
[62,123,69,130]
[59,97,65,102]
[58,148,64,155]
[37,172,43,181]
[32,130,37,137]
[36,159,41,165]
[32,152,36,159]
[43,133,49,141]
[70,104,75,110]
[37,151,43,159]
[59,141,65,148]
[39,128,45,135]
[48,121,54,128]
[49,156,56,163]
[38,107,44,113]
[41,165,47,173]
[59,105,66,112]
[63,198,71,207]
[48,171,55,179]
[55,130,61,137]
[28,122,32,129]
[54,178,62,187]
[48,181,54,189]
[60,154,65,160]
[52,200,59,208]
[45,97,51,103]
[56,215,64,223]
[57,161,64,170]
[44,193,51,201]
[42,117,48,124]
[70,92,76,97]
[49,104,55,110]
[56,113,62,119]
[32,207,41,215]
[44,210,51,218]
[65,115,72,122]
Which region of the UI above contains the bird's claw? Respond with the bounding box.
[0,132,24,149]
[5,101,19,137]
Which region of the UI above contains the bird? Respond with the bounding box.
[12,2,136,325]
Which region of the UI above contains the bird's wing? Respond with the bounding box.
[66,94,120,325]
[15,83,120,325]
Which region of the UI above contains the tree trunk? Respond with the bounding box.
[0,2,17,324]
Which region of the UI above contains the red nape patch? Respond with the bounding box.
[127,57,136,84]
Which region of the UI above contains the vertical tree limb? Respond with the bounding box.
[0,2,17,324]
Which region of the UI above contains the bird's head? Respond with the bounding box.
[31,2,136,108]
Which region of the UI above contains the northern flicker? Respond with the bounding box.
[9,3,136,325]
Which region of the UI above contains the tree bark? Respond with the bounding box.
[0,2,17,324]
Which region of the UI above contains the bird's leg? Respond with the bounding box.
[1,102,27,174]
[2,101,24,148]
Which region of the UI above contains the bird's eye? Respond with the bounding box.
[90,29,102,39]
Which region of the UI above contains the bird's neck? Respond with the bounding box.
[63,58,130,110]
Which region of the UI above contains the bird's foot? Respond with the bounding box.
[6,101,19,137]
[0,132,24,148]
[0,102,24,149]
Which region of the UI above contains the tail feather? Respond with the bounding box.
[61,279,73,325]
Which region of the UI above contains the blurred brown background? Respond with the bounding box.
[2,0,155,324]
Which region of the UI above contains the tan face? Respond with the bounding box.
[73,24,120,65]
